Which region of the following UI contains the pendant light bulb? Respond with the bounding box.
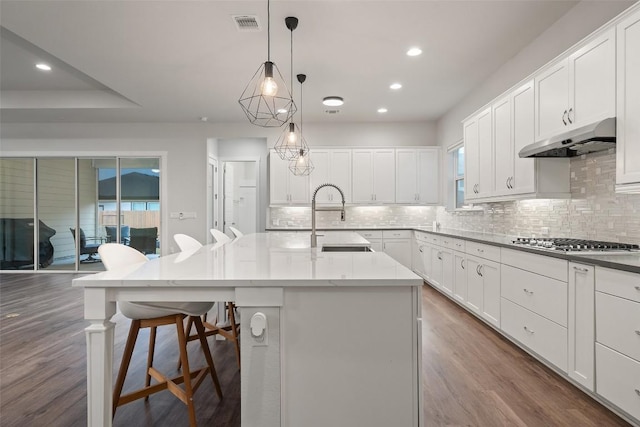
[287,123,298,145]
[261,62,279,96]
[260,76,278,96]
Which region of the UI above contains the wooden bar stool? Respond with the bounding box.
[175,233,241,370]
[99,243,223,426]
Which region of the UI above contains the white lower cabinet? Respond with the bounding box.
[595,266,640,424]
[382,230,412,268]
[568,262,595,391]
[356,230,411,268]
[501,298,568,372]
[453,251,467,303]
[596,343,640,421]
[411,233,427,277]
[465,254,500,327]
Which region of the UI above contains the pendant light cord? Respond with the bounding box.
[267,0,271,60]
[290,26,294,100]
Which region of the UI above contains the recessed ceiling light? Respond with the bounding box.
[407,47,422,57]
[36,63,51,71]
[199,116,208,122]
[390,83,402,90]
[377,108,388,113]
[322,96,344,107]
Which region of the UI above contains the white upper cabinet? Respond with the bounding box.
[535,28,615,141]
[494,80,540,197]
[352,149,395,204]
[464,107,493,201]
[493,94,513,196]
[395,148,440,205]
[616,7,640,191]
[309,149,352,204]
[269,150,310,205]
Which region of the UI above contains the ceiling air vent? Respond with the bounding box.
[233,15,261,32]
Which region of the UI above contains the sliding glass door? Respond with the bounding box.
[0,156,161,272]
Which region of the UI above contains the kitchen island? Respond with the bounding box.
[73,231,423,427]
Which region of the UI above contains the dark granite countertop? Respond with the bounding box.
[413,228,640,275]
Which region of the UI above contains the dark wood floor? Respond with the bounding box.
[0,274,630,426]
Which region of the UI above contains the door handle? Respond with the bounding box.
[562,110,568,125]
[568,108,573,124]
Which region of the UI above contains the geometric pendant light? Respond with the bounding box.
[274,16,308,160]
[238,0,296,127]
[289,74,314,176]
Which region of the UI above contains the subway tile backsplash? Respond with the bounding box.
[269,150,640,244]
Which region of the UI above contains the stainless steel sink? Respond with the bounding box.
[321,246,373,252]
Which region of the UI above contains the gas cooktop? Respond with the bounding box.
[512,237,640,253]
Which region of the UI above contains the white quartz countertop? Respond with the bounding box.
[73,231,422,288]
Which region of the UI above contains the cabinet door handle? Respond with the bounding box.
[506,178,510,189]
[573,266,590,273]
[635,330,640,336]
[479,265,484,276]
[523,288,534,295]
[437,252,442,260]
[461,259,465,269]
[524,326,535,334]
[568,107,573,124]
[477,248,484,253]
[476,265,480,275]
[419,246,424,253]
[562,110,568,125]
[635,389,640,397]
[635,286,640,291]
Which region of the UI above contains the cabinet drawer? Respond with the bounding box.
[596,267,640,303]
[466,241,500,263]
[451,239,465,252]
[501,248,568,282]
[383,230,412,239]
[596,292,640,362]
[357,230,383,239]
[501,264,567,327]
[501,298,568,372]
[596,343,640,421]
[425,234,441,246]
[414,231,429,243]
[439,236,457,249]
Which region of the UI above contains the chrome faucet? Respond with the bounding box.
[311,183,346,247]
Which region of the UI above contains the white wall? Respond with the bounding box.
[1,121,437,248]
[436,0,635,150]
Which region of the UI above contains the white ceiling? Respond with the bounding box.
[0,0,582,124]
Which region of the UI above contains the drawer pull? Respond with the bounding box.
[523,288,534,295]
[573,266,590,272]
[477,248,484,253]
[635,286,640,291]
[524,326,535,334]
[636,389,640,397]
[635,330,640,336]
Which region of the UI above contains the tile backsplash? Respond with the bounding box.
[269,150,640,243]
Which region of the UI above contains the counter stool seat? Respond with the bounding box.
[99,243,222,427]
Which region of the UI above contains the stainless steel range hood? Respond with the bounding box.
[519,117,616,158]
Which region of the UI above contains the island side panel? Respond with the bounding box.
[281,286,420,427]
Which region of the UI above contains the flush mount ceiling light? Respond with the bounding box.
[275,18,309,161]
[377,108,388,113]
[238,0,296,127]
[289,74,314,176]
[36,63,51,71]
[407,47,422,56]
[322,96,344,107]
[389,83,402,90]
